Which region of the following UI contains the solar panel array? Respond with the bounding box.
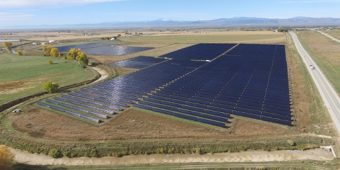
[138,44,292,126]
[161,43,235,61]
[36,44,219,123]
[110,56,167,69]
[37,43,292,127]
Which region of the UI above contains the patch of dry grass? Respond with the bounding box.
[297,31,340,95]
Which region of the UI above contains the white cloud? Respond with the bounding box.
[0,0,122,8]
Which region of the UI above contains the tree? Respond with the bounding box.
[43,45,52,56]
[3,42,12,51]
[67,48,78,60]
[77,52,89,67]
[0,145,14,170]
[50,48,60,57]
[277,28,289,32]
[43,81,59,93]
[66,48,89,67]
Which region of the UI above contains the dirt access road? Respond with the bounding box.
[317,30,340,43]
[10,147,334,166]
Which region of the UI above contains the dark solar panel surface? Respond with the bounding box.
[160,43,235,61]
[37,43,291,127]
[140,44,292,126]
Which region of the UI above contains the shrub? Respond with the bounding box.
[3,42,12,51]
[67,48,89,67]
[42,45,52,56]
[43,81,59,93]
[277,28,289,32]
[16,51,23,56]
[67,48,78,60]
[77,52,89,68]
[48,148,63,158]
[50,48,60,57]
[0,145,14,170]
[287,139,296,146]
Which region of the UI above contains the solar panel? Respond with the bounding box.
[37,43,292,127]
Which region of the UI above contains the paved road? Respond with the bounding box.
[289,31,340,135]
[317,30,340,43]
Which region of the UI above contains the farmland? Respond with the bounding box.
[297,30,340,95]
[0,54,98,105]
[325,29,340,40]
[0,30,336,164]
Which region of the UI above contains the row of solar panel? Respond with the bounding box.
[160,43,236,61]
[138,44,292,126]
[38,43,291,127]
[135,103,227,128]
[37,101,102,123]
[144,92,291,122]
[36,58,208,124]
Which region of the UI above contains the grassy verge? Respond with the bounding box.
[0,132,333,159]
[296,31,340,95]
[0,53,98,105]
[285,33,333,135]
[326,29,340,40]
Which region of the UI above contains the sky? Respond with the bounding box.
[0,0,340,27]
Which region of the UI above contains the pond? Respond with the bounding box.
[58,43,153,56]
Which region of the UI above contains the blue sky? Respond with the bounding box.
[0,0,340,27]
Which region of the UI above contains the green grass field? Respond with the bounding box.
[0,53,97,105]
[297,31,340,95]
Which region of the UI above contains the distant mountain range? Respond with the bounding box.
[94,17,340,28]
[3,17,340,30]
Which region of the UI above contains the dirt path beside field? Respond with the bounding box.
[91,66,109,84]
[10,147,334,166]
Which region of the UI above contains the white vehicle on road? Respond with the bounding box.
[290,31,340,135]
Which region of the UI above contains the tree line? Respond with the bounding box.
[43,46,89,67]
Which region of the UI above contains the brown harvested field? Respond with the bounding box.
[297,30,340,95]
[10,105,292,141]
[92,43,191,64]
[93,31,284,64]
[119,32,285,44]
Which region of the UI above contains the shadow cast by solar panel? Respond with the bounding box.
[37,43,292,128]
